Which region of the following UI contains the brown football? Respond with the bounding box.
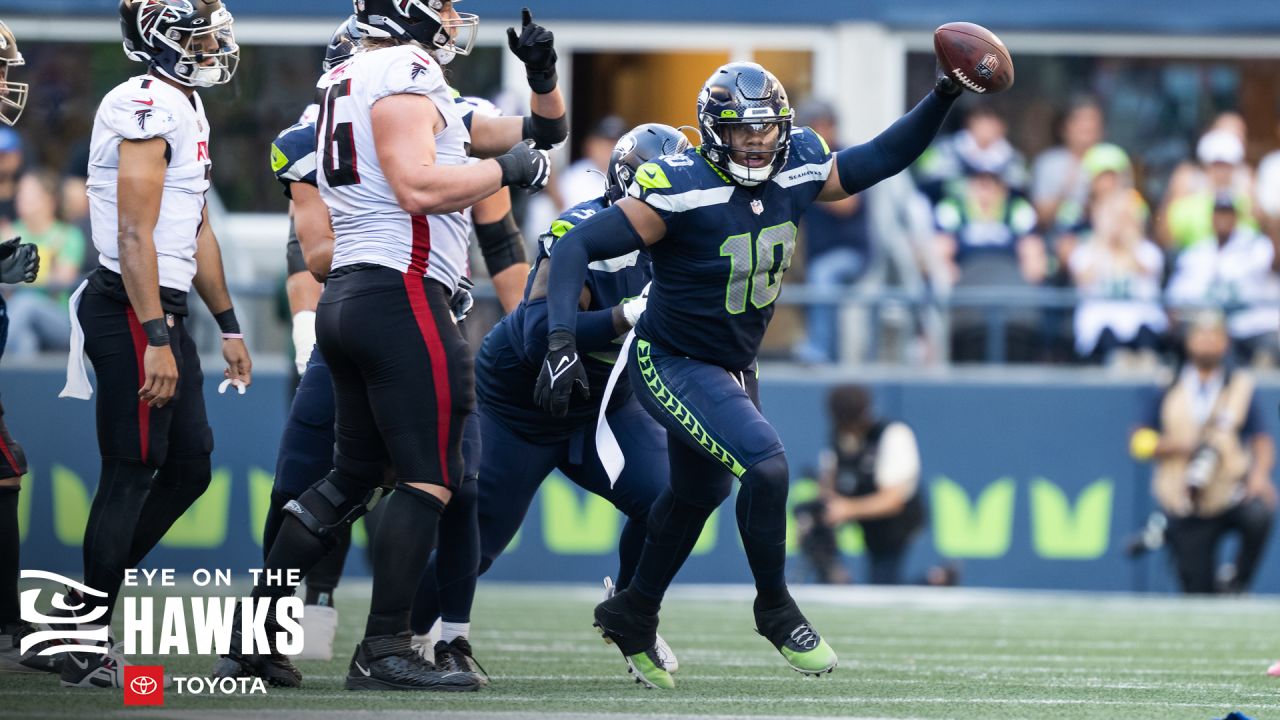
[934,22,1014,94]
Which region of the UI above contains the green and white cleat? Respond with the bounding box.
[602,577,679,673]
[754,597,838,676]
[593,591,676,690]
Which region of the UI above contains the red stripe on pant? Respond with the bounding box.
[403,215,453,486]
[0,434,20,477]
[402,275,453,488]
[124,307,152,462]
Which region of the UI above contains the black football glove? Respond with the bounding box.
[934,61,962,96]
[495,139,552,192]
[0,237,39,284]
[507,8,558,94]
[534,329,589,417]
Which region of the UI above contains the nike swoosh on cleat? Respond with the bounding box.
[354,661,371,677]
[69,655,89,670]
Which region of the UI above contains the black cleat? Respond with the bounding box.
[593,591,674,690]
[754,595,838,676]
[0,622,61,674]
[211,606,302,688]
[345,632,480,692]
[433,637,489,686]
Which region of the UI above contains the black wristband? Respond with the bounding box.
[494,154,520,187]
[141,318,170,348]
[213,307,241,336]
[522,112,568,150]
[527,69,558,96]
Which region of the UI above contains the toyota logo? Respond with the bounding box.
[130,676,158,695]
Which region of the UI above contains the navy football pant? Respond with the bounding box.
[263,345,349,603]
[626,337,791,612]
[411,394,668,632]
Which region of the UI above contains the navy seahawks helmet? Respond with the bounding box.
[119,0,239,88]
[606,123,691,203]
[323,14,361,71]
[355,0,477,65]
[697,62,792,186]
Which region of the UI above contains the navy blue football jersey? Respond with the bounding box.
[269,115,317,199]
[478,197,652,439]
[631,127,832,371]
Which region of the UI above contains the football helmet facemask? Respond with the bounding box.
[119,0,240,88]
[0,21,27,126]
[606,123,691,204]
[697,62,793,187]
[355,0,478,66]
[324,14,361,71]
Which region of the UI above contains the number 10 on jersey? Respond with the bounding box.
[720,222,797,314]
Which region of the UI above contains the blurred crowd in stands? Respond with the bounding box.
[6,85,1280,370]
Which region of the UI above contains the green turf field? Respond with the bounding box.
[2,582,1276,719]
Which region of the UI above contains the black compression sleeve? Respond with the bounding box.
[522,112,569,150]
[475,212,527,277]
[286,215,307,276]
[546,206,644,335]
[836,88,957,196]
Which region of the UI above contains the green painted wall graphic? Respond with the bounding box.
[931,477,1016,558]
[1030,478,1113,559]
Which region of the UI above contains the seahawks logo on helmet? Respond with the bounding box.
[605,123,691,203]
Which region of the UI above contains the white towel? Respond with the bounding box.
[595,328,635,487]
[58,279,92,400]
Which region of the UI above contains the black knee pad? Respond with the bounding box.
[284,471,386,546]
[157,454,212,497]
[333,452,389,488]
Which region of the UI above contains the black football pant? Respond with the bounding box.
[78,286,213,624]
[260,267,473,640]
[0,397,28,628]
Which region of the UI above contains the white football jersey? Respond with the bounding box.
[86,74,211,292]
[316,45,473,291]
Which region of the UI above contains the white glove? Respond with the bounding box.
[621,282,651,328]
[292,310,317,375]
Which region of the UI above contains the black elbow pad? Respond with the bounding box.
[523,112,569,150]
[476,212,528,276]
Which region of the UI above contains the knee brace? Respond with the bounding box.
[284,471,387,546]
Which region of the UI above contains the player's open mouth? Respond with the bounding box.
[742,153,771,168]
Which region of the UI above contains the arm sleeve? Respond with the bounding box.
[476,212,528,277]
[546,206,646,335]
[837,89,957,196]
[522,298,621,359]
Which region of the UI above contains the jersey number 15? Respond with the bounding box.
[317,79,360,187]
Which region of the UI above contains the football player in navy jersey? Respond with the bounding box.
[536,62,983,688]
[410,123,690,678]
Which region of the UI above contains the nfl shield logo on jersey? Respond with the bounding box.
[751,199,764,215]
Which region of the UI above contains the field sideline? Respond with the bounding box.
[1,583,1276,719]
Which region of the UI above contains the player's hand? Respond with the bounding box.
[496,140,551,192]
[0,237,39,284]
[534,329,589,417]
[506,8,558,94]
[934,61,962,96]
[139,344,179,408]
[222,337,253,389]
[449,276,475,323]
[621,282,650,328]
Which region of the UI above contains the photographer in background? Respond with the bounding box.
[1129,311,1275,594]
[794,385,926,585]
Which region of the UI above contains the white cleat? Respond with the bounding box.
[602,576,679,673]
[294,605,338,661]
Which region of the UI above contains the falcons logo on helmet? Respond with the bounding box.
[136,0,193,41]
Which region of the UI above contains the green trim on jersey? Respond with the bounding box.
[549,219,575,238]
[636,339,746,477]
